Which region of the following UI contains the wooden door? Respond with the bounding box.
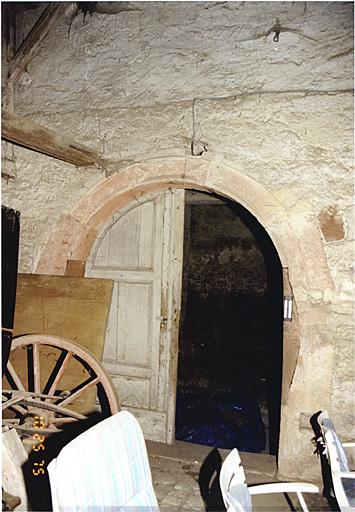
[86,189,185,442]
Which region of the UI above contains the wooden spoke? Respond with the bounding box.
[2,394,23,410]
[20,399,86,420]
[50,417,80,426]
[27,345,34,392]
[32,342,41,394]
[2,391,87,419]
[3,369,17,391]
[6,361,26,391]
[14,425,59,436]
[3,389,57,401]
[8,404,28,415]
[2,394,27,415]
[44,350,72,399]
[2,419,20,426]
[58,376,100,407]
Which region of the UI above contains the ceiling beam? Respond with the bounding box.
[2,111,102,168]
[7,2,70,83]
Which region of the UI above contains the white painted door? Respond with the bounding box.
[86,190,185,443]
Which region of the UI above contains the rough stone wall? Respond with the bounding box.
[186,203,267,295]
[1,1,354,479]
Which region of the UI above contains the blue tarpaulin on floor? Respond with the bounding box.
[175,389,266,452]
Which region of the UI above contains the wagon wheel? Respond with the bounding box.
[2,334,119,440]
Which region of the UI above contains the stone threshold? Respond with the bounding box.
[146,440,277,478]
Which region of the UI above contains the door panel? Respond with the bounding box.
[95,202,155,269]
[112,376,150,408]
[86,190,184,442]
[116,282,152,367]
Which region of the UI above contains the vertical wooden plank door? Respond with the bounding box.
[86,189,185,442]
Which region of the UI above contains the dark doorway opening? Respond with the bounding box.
[175,191,283,456]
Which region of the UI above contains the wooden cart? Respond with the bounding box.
[2,207,119,444]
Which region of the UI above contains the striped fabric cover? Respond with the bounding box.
[48,411,159,511]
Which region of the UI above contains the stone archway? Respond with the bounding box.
[37,157,334,478]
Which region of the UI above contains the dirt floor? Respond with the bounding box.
[147,440,332,511]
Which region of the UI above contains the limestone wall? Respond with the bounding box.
[2,1,354,479]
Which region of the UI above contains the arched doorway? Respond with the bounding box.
[36,157,334,476]
[176,190,283,456]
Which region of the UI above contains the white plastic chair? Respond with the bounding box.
[47,410,159,511]
[317,411,355,512]
[220,448,319,512]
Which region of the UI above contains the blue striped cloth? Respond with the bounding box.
[48,411,159,511]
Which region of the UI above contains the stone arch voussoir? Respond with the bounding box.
[37,157,333,305]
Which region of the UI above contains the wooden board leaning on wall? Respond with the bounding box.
[4,273,114,415]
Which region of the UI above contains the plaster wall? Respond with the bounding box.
[2,1,354,480]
